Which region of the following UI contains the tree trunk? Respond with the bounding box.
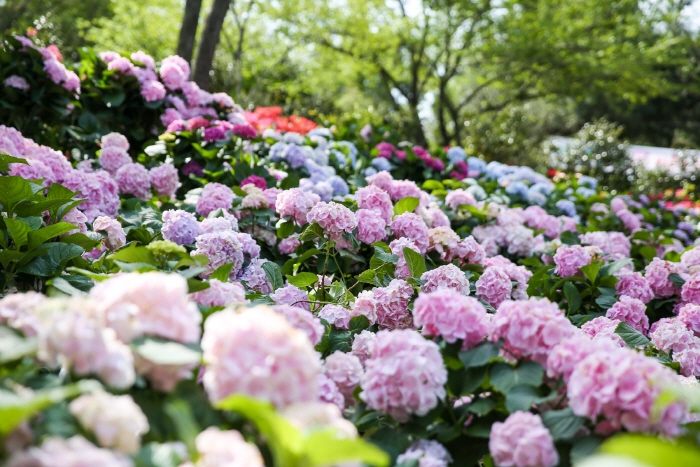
[176,0,203,64]
[193,0,231,90]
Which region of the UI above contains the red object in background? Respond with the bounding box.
[26,28,37,37]
[245,107,318,135]
[547,168,557,177]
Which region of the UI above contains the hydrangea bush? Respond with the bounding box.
[3,38,700,467]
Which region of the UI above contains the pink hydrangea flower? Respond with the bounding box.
[448,235,486,265]
[270,284,310,311]
[159,55,189,89]
[389,238,421,280]
[149,164,180,198]
[355,209,387,244]
[678,303,700,337]
[568,345,687,435]
[272,304,324,345]
[673,345,700,378]
[99,146,131,175]
[278,237,300,255]
[101,132,129,151]
[196,183,234,217]
[351,330,376,364]
[371,279,414,330]
[238,259,272,294]
[489,412,558,467]
[318,373,345,409]
[616,272,654,303]
[475,266,512,308]
[547,332,619,382]
[191,427,264,467]
[200,217,235,234]
[276,188,321,225]
[360,329,447,421]
[420,264,470,296]
[4,75,30,91]
[192,230,245,279]
[366,170,394,192]
[581,317,625,347]
[445,189,476,210]
[140,80,166,102]
[427,226,460,260]
[190,279,246,307]
[490,298,576,365]
[617,208,641,231]
[6,436,133,467]
[553,245,591,277]
[388,179,421,202]
[240,175,267,190]
[162,209,200,245]
[645,258,686,298]
[355,185,393,224]
[681,247,700,271]
[202,306,321,407]
[324,351,363,401]
[606,295,649,334]
[682,274,700,304]
[115,163,151,200]
[92,216,126,250]
[413,289,489,349]
[306,201,357,240]
[650,318,697,354]
[318,304,351,329]
[391,212,429,254]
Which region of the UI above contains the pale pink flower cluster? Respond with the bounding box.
[615,272,654,303]
[413,289,489,349]
[420,264,470,295]
[162,209,201,245]
[278,236,301,254]
[448,235,486,265]
[306,201,357,240]
[678,303,700,336]
[553,244,591,277]
[427,226,460,259]
[318,304,352,329]
[4,75,30,91]
[579,231,631,260]
[581,317,625,347]
[681,247,700,273]
[682,273,700,304]
[190,279,246,307]
[99,133,131,174]
[523,205,562,238]
[196,183,235,217]
[272,304,324,345]
[115,163,151,200]
[490,298,576,365]
[149,163,180,198]
[445,188,476,210]
[324,351,363,401]
[388,179,423,201]
[270,284,310,310]
[7,436,132,467]
[355,184,393,224]
[649,318,697,354]
[360,329,447,421]
[351,330,377,363]
[617,208,641,231]
[202,306,321,407]
[568,345,687,435]
[318,373,345,408]
[187,427,264,467]
[484,255,532,300]
[69,392,149,454]
[475,266,512,308]
[396,440,453,467]
[276,188,321,225]
[606,295,650,334]
[546,333,619,382]
[391,212,430,254]
[192,230,245,279]
[355,208,387,244]
[645,258,686,298]
[353,279,414,329]
[489,412,559,467]
[390,238,421,279]
[93,216,126,250]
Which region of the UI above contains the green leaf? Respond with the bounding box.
[277,220,296,239]
[349,315,370,332]
[541,408,585,441]
[66,267,111,282]
[61,232,102,251]
[600,434,700,467]
[639,245,657,262]
[0,153,27,172]
[466,398,496,416]
[0,326,37,364]
[669,273,686,288]
[187,279,210,293]
[0,176,34,215]
[570,436,604,464]
[48,277,88,297]
[19,243,83,276]
[579,262,602,284]
[27,222,77,251]
[422,180,445,190]
[563,281,582,314]
[131,337,202,365]
[0,250,24,268]
[600,258,633,277]
[303,429,390,467]
[490,361,544,393]
[133,442,187,467]
[299,223,325,242]
[504,384,550,412]
[447,366,488,396]
[615,321,652,348]
[5,218,31,247]
[286,272,319,288]
[210,263,234,282]
[393,197,419,216]
[108,244,156,264]
[403,247,427,279]
[595,295,617,310]
[262,261,284,291]
[559,230,580,245]
[459,342,500,369]
[163,401,199,461]
[0,380,100,435]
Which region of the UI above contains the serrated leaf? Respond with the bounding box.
[5,218,31,247]
[563,281,581,314]
[459,342,500,369]
[580,262,602,284]
[349,315,370,332]
[285,272,318,288]
[0,153,27,172]
[600,258,633,277]
[490,361,544,393]
[669,273,686,288]
[403,247,427,279]
[277,220,296,239]
[108,244,156,264]
[210,262,234,282]
[393,197,419,216]
[19,243,83,276]
[615,321,652,348]
[0,176,34,215]
[504,384,551,412]
[262,261,284,291]
[595,295,617,310]
[299,223,325,242]
[27,222,77,251]
[541,408,585,441]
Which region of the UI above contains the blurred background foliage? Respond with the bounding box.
[2,0,699,172]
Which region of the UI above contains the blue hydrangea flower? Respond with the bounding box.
[371,157,393,172]
[575,187,596,198]
[328,176,350,196]
[578,176,598,189]
[505,181,529,198]
[284,145,307,169]
[447,146,467,163]
[555,199,577,217]
[467,157,486,174]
